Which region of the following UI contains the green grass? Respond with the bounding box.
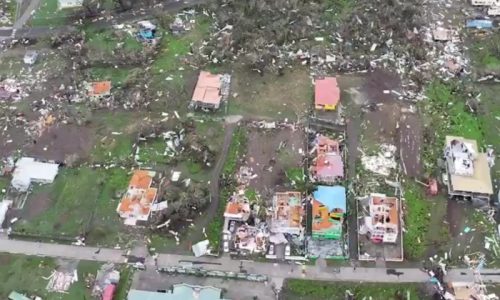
[244,188,258,202]
[31,0,73,26]
[5,0,17,25]
[115,266,133,300]
[322,0,356,23]
[0,177,9,193]
[148,233,172,252]
[207,127,247,249]
[402,182,432,260]
[152,17,211,75]
[85,27,143,56]
[14,167,129,246]
[194,120,225,153]
[470,34,500,72]
[422,81,485,174]
[282,279,423,300]
[88,67,136,86]
[222,127,246,175]
[0,254,104,300]
[149,15,212,96]
[228,66,313,119]
[89,111,142,164]
[137,138,171,165]
[0,254,56,298]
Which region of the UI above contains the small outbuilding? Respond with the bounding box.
[315,77,340,111]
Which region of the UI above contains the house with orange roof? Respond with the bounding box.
[87,81,112,102]
[190,71,231,110]
[116,170,158,226]
[310,135,344,183]
[270,192,303,235]
[223,194,251,222]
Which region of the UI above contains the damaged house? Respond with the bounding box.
[312,186,346,240]
[309,135,344,183]
[224,193,251,222]
[359,193,399,244]
[314,77,340,111]
[234,224,268,254]
[116,170,159,226]
[189,71,231,110]
[87,81,112,103]
[443,136,493,203]
[270,192,304,236]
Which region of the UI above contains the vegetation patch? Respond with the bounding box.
[470,34,500,73]
[85,27,143,57]
[0,254,109,299]
[402,182,432,260]
[282,279,423,300]
[207,127,247,249]
[136,138,171,166]
[421,81,484,174]
[31,0,72,26]
[14,168,129,246]
[87,67,136,87]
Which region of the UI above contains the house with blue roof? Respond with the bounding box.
[311,185,346,240]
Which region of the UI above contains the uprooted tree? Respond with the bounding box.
[152,181,210,231]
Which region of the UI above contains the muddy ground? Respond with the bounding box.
[24,124,94,162]
[244,127,305,200]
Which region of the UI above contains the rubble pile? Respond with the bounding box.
[361,144,398,176]
[198,0,471,103]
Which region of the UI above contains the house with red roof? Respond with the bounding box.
[314,77,340,111]
[190,71,231,110]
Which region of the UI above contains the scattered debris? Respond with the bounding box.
[361,144,397,176]
[45,269,78,293]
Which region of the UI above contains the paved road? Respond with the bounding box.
[14,0,42,30]
[2,238,500,284]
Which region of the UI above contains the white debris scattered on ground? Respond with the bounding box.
[44,269,78,293]
[361,144,398,176]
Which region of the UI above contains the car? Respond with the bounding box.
[223,241,230,253]
[285,244,291,256]
[229,221,236,233]
[268,244,275,255]
[223,231,230,241]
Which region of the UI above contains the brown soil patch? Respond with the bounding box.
[362,69,401,104]
[364,102,401,145]
[22,190,52,220]
[24,124,94,162]
[399,112,423,178]
[244,127,304,199]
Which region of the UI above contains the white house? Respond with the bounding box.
[57,0,83,10]
[11,157,59,192]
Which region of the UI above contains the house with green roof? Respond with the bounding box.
[128,284,229,300]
